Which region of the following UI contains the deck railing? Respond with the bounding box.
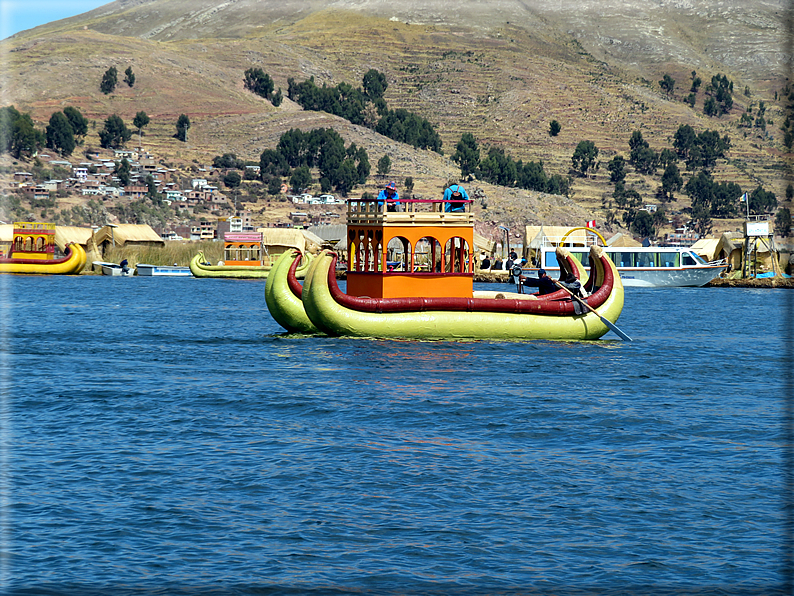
[347,197,474,226]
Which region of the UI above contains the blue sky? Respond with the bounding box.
[1,0,110,39]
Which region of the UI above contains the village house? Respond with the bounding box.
[13,172,32,183]
[23,185,50,201]
[114,149,139,161]
[124,185,147,200]
[41,180,65,192]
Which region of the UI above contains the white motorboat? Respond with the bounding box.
[94,259,134,276]
[136,263,192,277]
[532,245,727,287]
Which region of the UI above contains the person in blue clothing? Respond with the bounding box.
[443,182,469,212]
[377,181,401,211]
[520,268,558,295]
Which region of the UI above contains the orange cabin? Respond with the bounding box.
[345,197,474,299]
[223,232,263,266]
[11,222,56,260]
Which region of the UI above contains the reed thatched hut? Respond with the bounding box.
[93,224,165,255]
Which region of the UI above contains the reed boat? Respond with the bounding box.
[190,250,313,279]
[0,242,86,275]
[264,250,320,334]
[0,222,86,275]
[264,195,625,341]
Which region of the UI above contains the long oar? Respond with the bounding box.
[553,280,633,342]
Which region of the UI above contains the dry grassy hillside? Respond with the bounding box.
[1,0,789,238]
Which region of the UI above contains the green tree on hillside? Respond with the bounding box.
[362,69,388,100]
[124,66,135,88]
[631,210,655,238]
[775,207,792,237]
[377,154,391,176]
[659,162,683,202]
[244,68,275,101]
[175,114,190,142]
[290,165,311,193]
[100,66,118,94]
[571,140,598,177]
[98,114,132,149]
[133,111,149,146]
[628,131,658,174]
[690,71,702,93]
[45,111,76,156]
[271,88,283,107]
[223,170,242,189]
[267,177,283,196]
[607,155,626,185]
[659,74,675,98]
[63,106,88,138]
[114,157,131,186]
[549,120,561,137]
[356,147,370,184]
[452,133,480,178]
[748,185,777,215]
[404,177,414,197]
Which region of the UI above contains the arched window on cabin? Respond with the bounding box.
[13,237,22,252]
[348,230,358,270]
[444,237,471,273]
[35,237,45,251]
[413,236,441,272]
[387,236,411,271]
[23,236,32,251]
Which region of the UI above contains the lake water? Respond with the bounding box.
[1,274,792,595]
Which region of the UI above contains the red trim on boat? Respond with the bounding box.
[0,244,77,266]
[323,252,615,316]
[287,251,304,298]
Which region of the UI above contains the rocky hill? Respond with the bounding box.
[1,0,789,237]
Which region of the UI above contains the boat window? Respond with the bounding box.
[659,252,680,267]
[444,237,470,273]
[609,252,635,267]
[544,252,559,267]
[683,252,706,266]
[387,236,411,271]
[570,251,590,266]
[414,236,441,272]
[635,252,657,267]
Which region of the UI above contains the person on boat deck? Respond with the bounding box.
[521,268,557,295]
[510,258,525,293]
[377,181,401,211]
[120,258,129,273]
[559,272,588,298]
[443,182,469,212]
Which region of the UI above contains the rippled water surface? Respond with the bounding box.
[1,275,791,595]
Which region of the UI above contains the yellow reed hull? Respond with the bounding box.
[300,250,624,341]
[0,243,86,275]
